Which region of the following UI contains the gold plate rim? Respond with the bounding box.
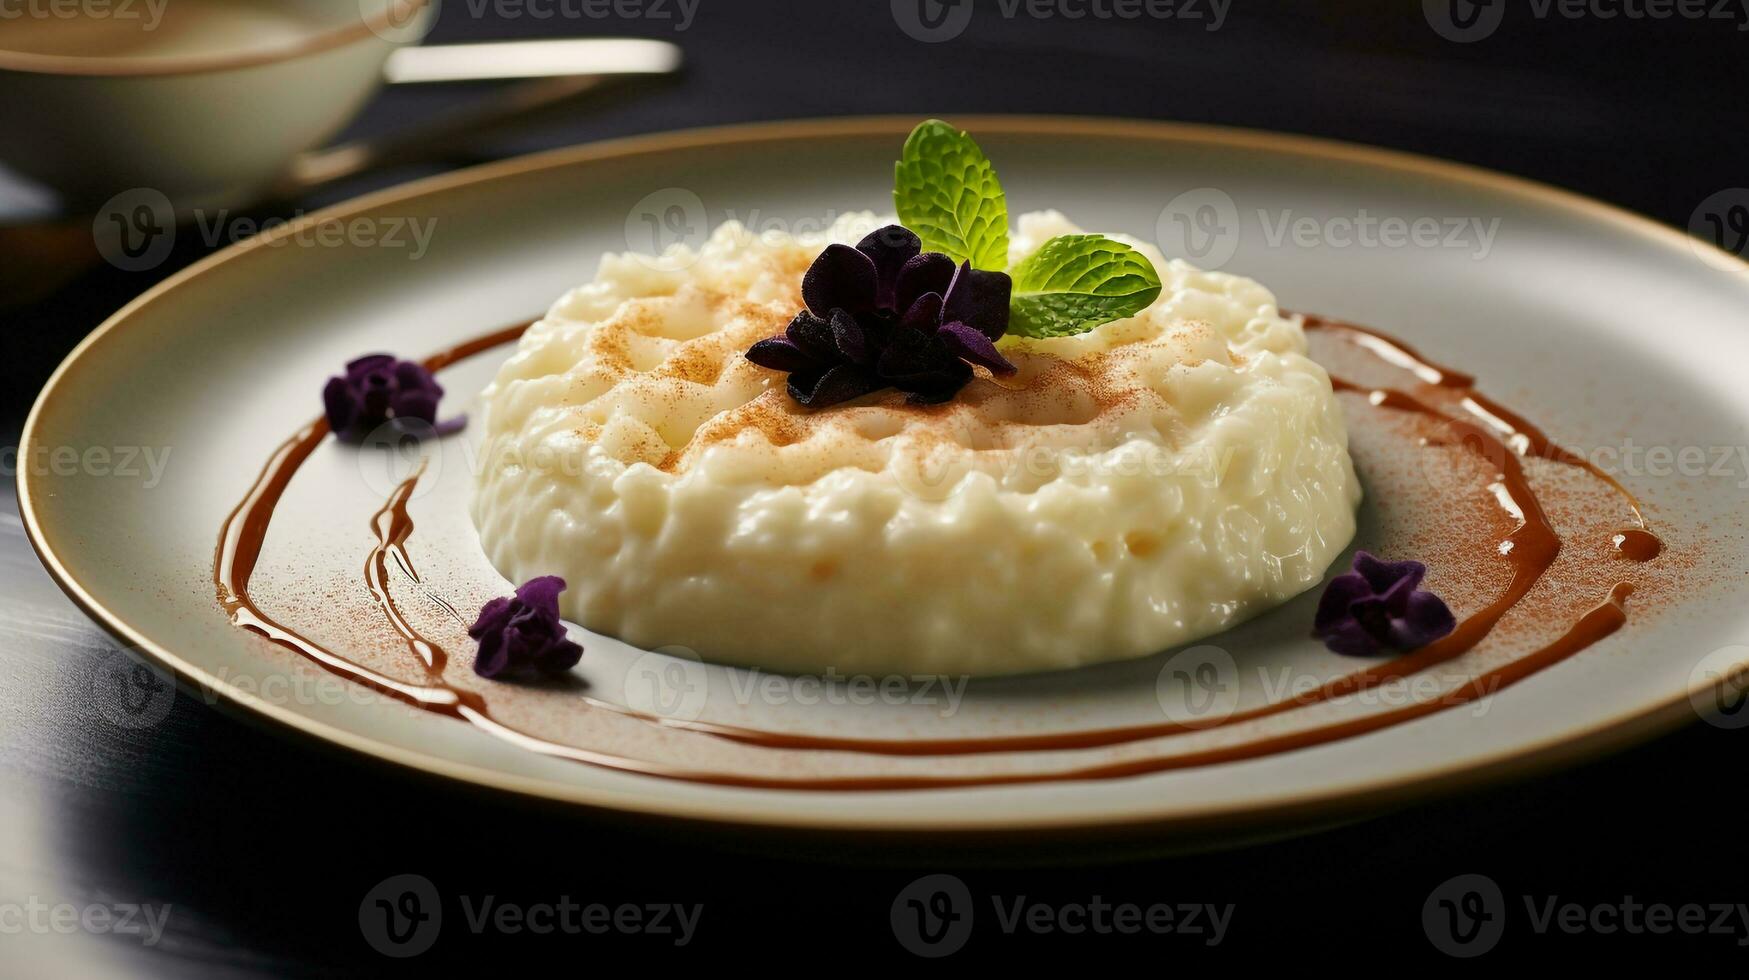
[17,115,1747,837]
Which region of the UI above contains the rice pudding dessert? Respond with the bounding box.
[206,120,1671,791]
[471,207,1360,675]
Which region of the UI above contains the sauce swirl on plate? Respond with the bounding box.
[213,313,1662,789]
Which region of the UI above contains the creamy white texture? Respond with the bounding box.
[471,211,1360,675]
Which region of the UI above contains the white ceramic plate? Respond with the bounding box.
[21,117,1749,842]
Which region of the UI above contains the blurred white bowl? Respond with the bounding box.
[0,0,435,212]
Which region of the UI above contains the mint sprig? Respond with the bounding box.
[1006,234,1164,338]
[893,119,1010,272]
[892,120,1162,338]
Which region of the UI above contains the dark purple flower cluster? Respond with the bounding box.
[322,354,464,443]
[468,576,584,679]
[745,225,1015,407]
[1313,551,1457,657]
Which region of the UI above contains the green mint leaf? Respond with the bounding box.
[1007,235,1164,338]
[893,119,1009,271]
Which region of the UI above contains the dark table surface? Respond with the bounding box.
[4,1,1749,970]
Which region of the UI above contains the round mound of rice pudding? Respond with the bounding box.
[471,211,1360,676]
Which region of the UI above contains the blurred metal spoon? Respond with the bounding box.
[384,37,682,83]
[274,38,684,197]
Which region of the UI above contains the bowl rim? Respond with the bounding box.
[0,0,429,78]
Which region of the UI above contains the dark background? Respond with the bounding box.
[4,0,1747,970]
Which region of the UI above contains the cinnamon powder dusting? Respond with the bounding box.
[559,284,1185,479]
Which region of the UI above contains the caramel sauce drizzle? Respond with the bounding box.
[212,326,530,718]
[366,459,447,675]
[212,314,1659,789]
[1298,313,1662,561]
[213,420,485,720]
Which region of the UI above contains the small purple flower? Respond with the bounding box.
[1313,551,1457,657]
[322,354,465,443]
[745,225,1015,408]
[468,576,584,679]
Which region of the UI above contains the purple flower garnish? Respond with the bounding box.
[322,354,465,443]
[745,225,1015,408]
[468,576,584,679]
[1313,551,1457,657]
